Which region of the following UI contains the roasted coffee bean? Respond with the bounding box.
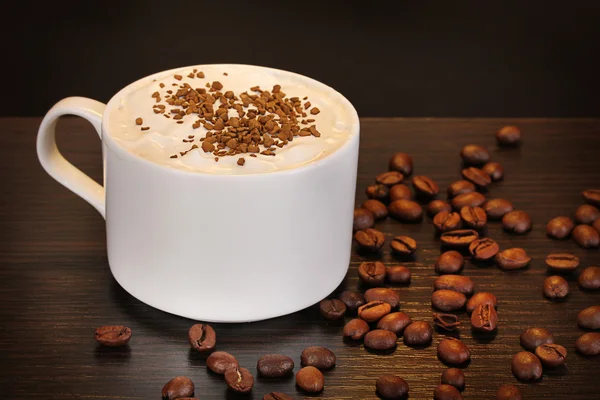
[361,199,388,220]
[390,236,417,255]
[403,321,433,346]
[520,328,554,351]
[579,266,600,290]
[471,303,498,332]
[257,354,294,378]
[377,312,412,335]
[386,266,412,284]
[263,393,293,400]
[364,288,400,308]
[188,324,216,352]
[319,299,347,320]
[389,152,413,176]
[496,384,522,400]
[433,313,460,331]
[575,204,600,224]
[434,275,474,295]
[546,216,575,239]
[583,189,600,207]
[434,384,463,400]
[224,367,254,393]
[496,248,531,270]
[578,305,600,330]
[433,211,462,233]
[460,206,487,229]
[496,125,521,146]
[295,366,324,393]
[358,301,392,323]
[412,175,440,197]
[575,332,600,355]
[162,376,194,399]
[376,375,409,399]
[437,337,471,365]
[451,192,486,210]
[300,346,336,370]
[447,180,476,198]
[511,351,542,381]
[355,228,386,252]
[358,261,386,286]
[535,344,567,367]
[428,200,453,217]
[440,229,479,247]
[502,210,532,234]
[466,292,497,313]
[366,184,390,202]
[377,171,404,186]
[462,167,491,188]
[483,198,514,220]
[364,329,398,350]
[206,351,239,375]
[343,318,370,340]
[482,162,504,181]
[94,325,132,347]
[460,144,490,166]
[338,290,365,312]
[436,251,464,274]
[432,290,467,312]
[389,184,412,201]
[441,368,465,391]
[572,224,600,248]
[594,218,600,234]
[543,276,569,299]
[545,252,580,272]
[389,200,423,222]
[469,238,500,260]
[353,208,375,231]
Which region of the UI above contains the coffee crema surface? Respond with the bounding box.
[107,64,355,174]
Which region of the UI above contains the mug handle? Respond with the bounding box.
[37,97,107,218]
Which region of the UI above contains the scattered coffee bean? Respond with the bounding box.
[188,323,216,352]
[389,152,413,176]
[433,211,462,233]
[389,184,412,201]
[94,325,132,347]
[496,384,522,400]
[428,200,453,217]
[364,288,400,308]
[546,216,575,239]
[471,303,498,332]
[482,161,504,181]
[434,384,464,400]
[224,367,254,393]
[433,313,460,331]
[460,144,490,166]
[358,301,392,323]
[338,290,366,312]
[575,204,600,224]
[377,312,412,335]
[389,199,423,222]
[319,299,347,320]
[361,199,388,220]
[377,171,404,186]
[441,368,465,391]
[535,343,567,367]
[447,180,476,198]
[578,305,600,330]
[436,251,464,274]
[502,210,532,234]
[386,266,412,284]
[466,292,497,313]
[162,376,194,399]
[440,229,479,247]
[355,228,386,252]
[583,189,600,207]
[545,252,580,272]
[295,366,324,393]
[575,332,600,355]
[263,393,293,400]
[343,318,370,340]
[364,329,398,351]
[594,218,600,233]
[496,248,531,270]
[469,238,500,261]
[434,275,474,295]
[358,261,387,286]
[572,224,600,248]
[354,208,375,231]
[206,351,239,375]
[462,167,491,188]
[483,198,514,220]
[520,328,554,351]
[543,275,569,299]
[403,321,433,346]
[412,175,440,197]
[390,236,417,255]
[496,125,521,146]
[300,346,336,370]
[376,375,409,399]
[437,337,471,365]
[511,351,542,381]
[451,192,486,210]
[432,290,467,312]
[579,266,600,290]
[366,184,390,202]
[460,206,487,229]
[257,354,294,378]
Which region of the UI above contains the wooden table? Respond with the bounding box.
[1,117,599,399]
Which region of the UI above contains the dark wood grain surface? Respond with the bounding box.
[1,117,599,399]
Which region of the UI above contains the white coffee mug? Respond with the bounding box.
[37,64,360,322]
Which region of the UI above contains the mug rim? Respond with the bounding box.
[101,63,360,178]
